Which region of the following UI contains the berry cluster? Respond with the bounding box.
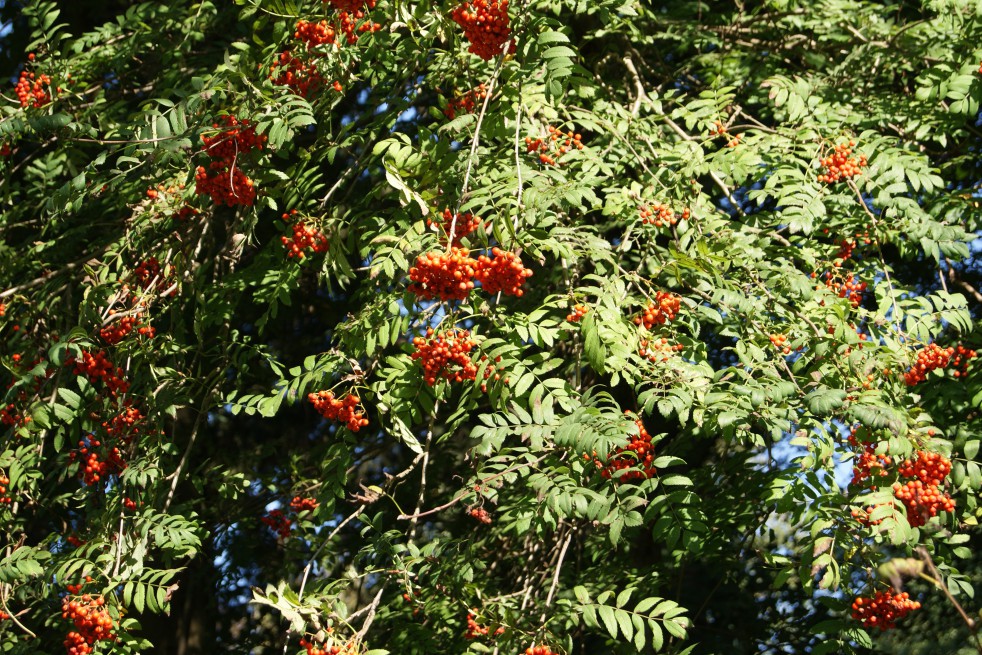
[524,646,557,655]
[261,509,293,538]
[465,610,504,638]
[133,257,162,290]
[429,208,483,245]
[295,19,340,49]
[467,507,492,525]
[847,427,892,489]
[475,247,533,296]
[195,116,266,207]
[411,329,479,385]
[308,390,370,431]
[639,202,689,228]
[850,590,921,631]
[300,638,352,655]
[638,337,683,363]
[708,120,740,147]
[99,310,155,345]
[586,415,657,482]
[408,248,479,301]
[525,126,584,166]
[904,343,976,385]
[325,0,377,10]
[451,0,514,60]
[70,436,127,486]
[1,141,12,157]
[834,231,871,263]
[634,292,681,329]
[0,473,12,505]
[69,350,129,396]
[269,51,328,98]
[768,333,794,355]
[819,271,867,308]
[444,84,488,119]
[123,497,138,512]
[195,161,257,207]
[271,4,379,96]
[0,610,8,621]
[566,304,588,322]
[281,211,329,258]
[104,406,145,442]
[290,495,319,514]
[14,70,51,108]
[201,115,267,160]
[1,402,30,428]
[817,140,867,184]
[893,450,955,527]
[62,594,116,655]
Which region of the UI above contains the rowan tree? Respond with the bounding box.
[2,0,982,654]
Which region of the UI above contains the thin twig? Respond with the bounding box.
[916,546,982,653]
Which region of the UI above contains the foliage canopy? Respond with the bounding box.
[2,0,982,653]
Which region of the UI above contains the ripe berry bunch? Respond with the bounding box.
[194,160,257,207]
[411,328,479,385]
[296,19,338,49]
[200,116,267,160]
[261,509,293,538]
[451,0,514,60]
[0,141,10,157]
[70,437,127,485]
[408,248,479,301]
[444,84,488,119]
[326,0,377,10]
[820,271,867,308]
[899,450,952,487]
[904,343,976,385]
[566,304,588,322]
[0,473,12,505]
[300,638,352,655]
[849,443,891,489]
[950,344,976,377]
[467,507,492,525]
[850,590,921,631]
[638,337,683,363]
[524,645,557,655]
[429,208,483,245]
[99,310,155,345]
[768,333,799,355]
[337,10,382,45]
[14,70,51,108]
[290,495,319,514]
[133,257,162,289]
[586,415,657,482]
[893,477,955,528]
[195,115,265,207]
[270,51,327,97]
[817,140,867,184]
[281,212,329,258]
[708,120,740,147]
[308,390,370,431]
[639,202,689,228]
[103,406,145,443]
[1,402,30,428]
[634,292,681,329]
[475,248,533,296]
[525,126,584,166]
[62,594,116,655]
[0,610,8,620]
[69,350,129,396]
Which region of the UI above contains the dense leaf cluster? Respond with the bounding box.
[1,0,982,653]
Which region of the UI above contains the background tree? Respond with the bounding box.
[1,0,982,654]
